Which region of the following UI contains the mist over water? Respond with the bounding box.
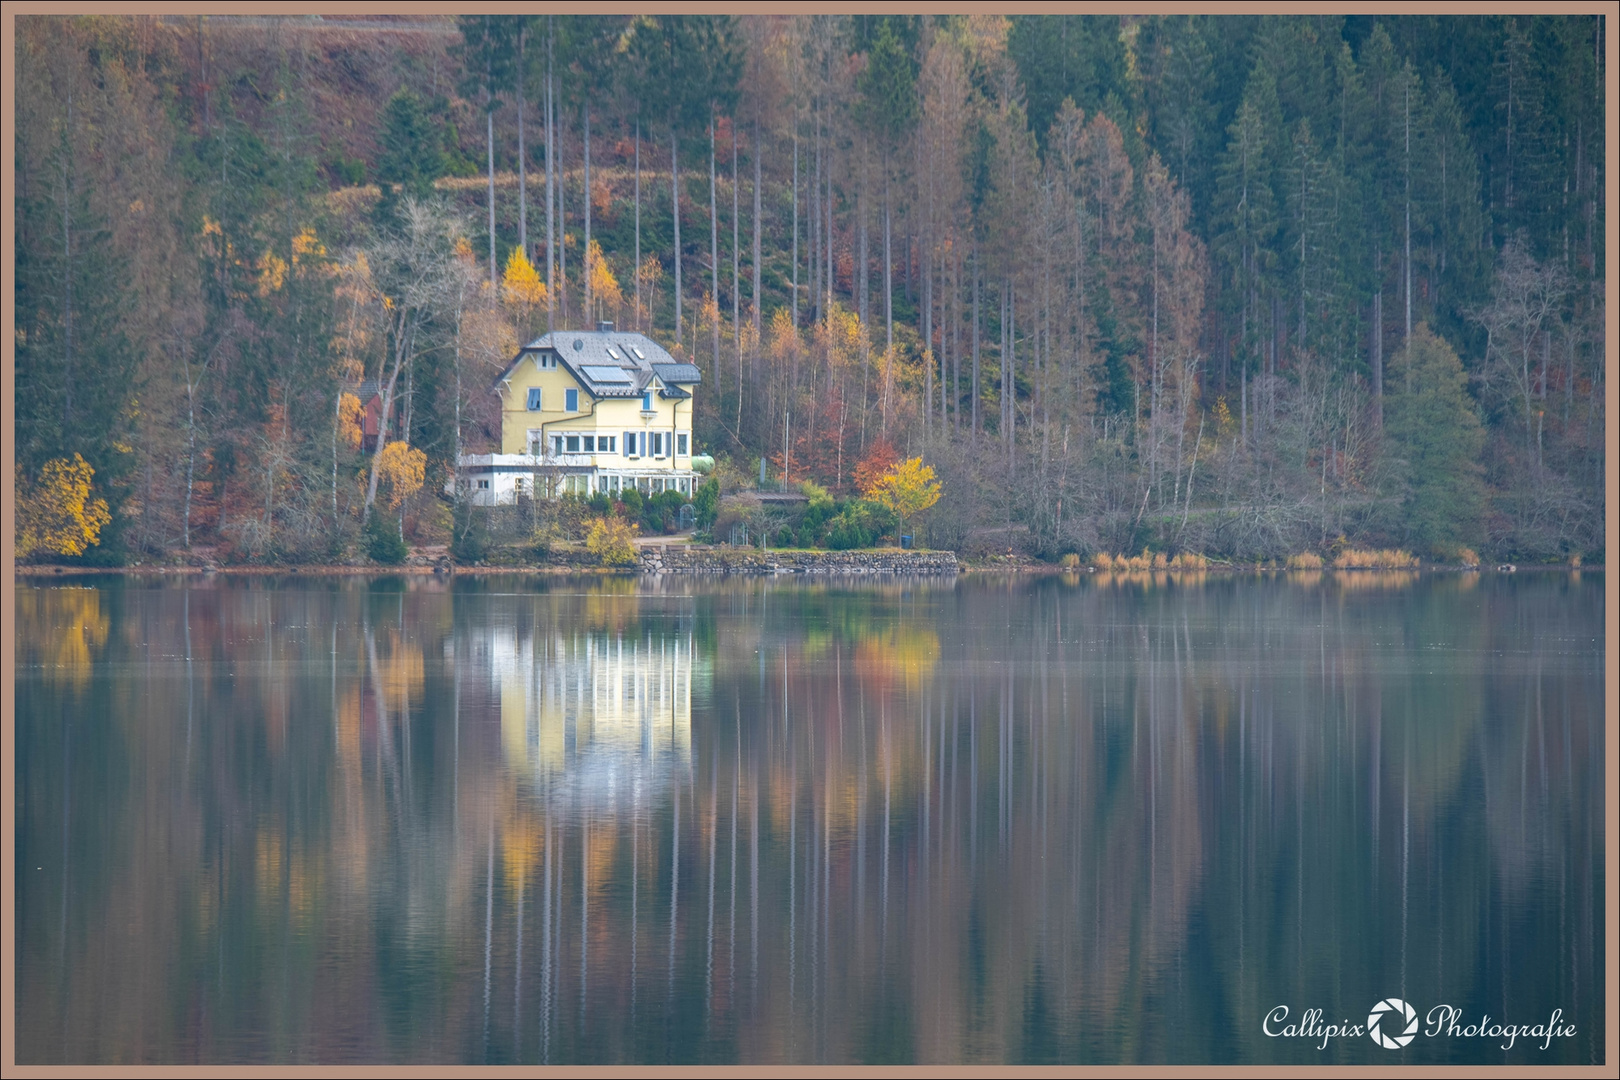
[14,571,1604,1064]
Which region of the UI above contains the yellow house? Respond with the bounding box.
[457,322,702,504]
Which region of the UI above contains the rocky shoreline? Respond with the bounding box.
[637,545,960,575]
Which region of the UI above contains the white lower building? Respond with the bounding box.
[453,453,699,506]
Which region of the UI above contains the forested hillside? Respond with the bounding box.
[13,14,1606,564]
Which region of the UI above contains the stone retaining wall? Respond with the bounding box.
[639,545,958,575]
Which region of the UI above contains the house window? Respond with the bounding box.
[552,435,565,455]
[477,479,490,490]
[652,478,664,494]
[677,433,688,455]
[527,431,542,456]
[641,391,653,411]
[565,388,579,412]
[527,387,542,411]
[565,434,580,453]
[651,432,665,457]
[582,435,595,452]
[599,436,615,453]
[608,475,621,493]
[625,431,639,457]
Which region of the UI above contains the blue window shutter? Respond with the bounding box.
[527,387,542,411]
[565,388,579,412]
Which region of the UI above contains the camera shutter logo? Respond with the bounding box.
[1368,998,1419,1049]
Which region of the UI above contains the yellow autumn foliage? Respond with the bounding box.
[338,392,364,449]
[501,246,547,308]
[585,239,622,316]
[863,456,942,535]
[374,441,427,510]
[586,515,638,567]
[15,454,112,560]
[256,249,288,296]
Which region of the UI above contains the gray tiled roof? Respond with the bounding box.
[650,362,702,385]
[494,328,687,399]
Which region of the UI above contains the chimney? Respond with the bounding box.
[597,320,615,333]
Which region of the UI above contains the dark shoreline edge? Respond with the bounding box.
[13,562,1598,578]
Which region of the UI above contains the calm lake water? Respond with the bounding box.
[14,570,1605,1064]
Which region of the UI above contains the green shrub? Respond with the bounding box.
[365,513,408,564]
[693,477,721,529]
[643,489,687,535]
[451,502,488,564]
[824,500,895,550]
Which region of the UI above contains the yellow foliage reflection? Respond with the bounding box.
[854,624,940,694]
[17,587,108,689]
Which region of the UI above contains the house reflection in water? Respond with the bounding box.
[487,625,694,804]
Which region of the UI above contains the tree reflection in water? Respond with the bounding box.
[13,571,1604,1064]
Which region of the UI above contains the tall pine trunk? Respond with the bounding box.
[710,113,720,378]
[884,159,893,360]
[732,121,741,428]
[671,126,682,335]
[971,249,979,440]
[486,60,497,290]
[751,115,762,346]
[634,121,641,330]
[517,23,526,257]
[545,20,555,331]
[791,135,799,327]
[584,102,592,321]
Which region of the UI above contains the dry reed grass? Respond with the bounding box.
[1091,549,1205,572]
[1331,548,1418,569]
